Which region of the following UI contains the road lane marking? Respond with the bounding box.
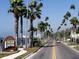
[52,41,56,59]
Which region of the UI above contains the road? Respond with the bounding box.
[25,40,79,59]
[56,42,79,59]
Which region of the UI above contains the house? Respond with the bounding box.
[70,28,79,42]
[3,36,17,51]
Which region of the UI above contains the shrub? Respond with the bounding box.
[33,37,42,47]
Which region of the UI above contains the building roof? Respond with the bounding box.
[4,36,15,42]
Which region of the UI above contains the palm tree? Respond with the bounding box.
[46,30,51,38]
[63,11,71,28]
[38,21,46,39]
[70,4,75,10]
[9,0,20,47]
[26,0,43,47]
[70,17,79,29]
[18,5,26,47]
[33,27,37,36]
[9,0,26,47]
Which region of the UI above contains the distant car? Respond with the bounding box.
[57,40,61,43]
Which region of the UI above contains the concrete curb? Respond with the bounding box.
[22,52,33,59]
[61,42,79,54]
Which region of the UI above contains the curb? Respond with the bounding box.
[22,52,33,59]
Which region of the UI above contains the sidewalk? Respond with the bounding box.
[1,49,27,59]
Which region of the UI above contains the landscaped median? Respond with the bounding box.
[0,52,15,58]
[15,47,40,59]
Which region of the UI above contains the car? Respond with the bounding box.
[56,40,61,43]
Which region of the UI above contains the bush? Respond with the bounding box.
[33,37,42,47]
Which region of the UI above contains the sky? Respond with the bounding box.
[0,0,79,37]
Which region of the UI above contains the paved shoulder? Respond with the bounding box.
[56,43,79,59]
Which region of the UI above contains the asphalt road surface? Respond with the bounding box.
[26,40,79,59]
[56,42,79,59]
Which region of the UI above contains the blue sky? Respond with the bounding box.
[0,0,79,37]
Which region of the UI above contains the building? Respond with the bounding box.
[3,36,17,51]
[70,28,79,42]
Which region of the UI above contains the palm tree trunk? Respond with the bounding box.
[26,19,28,48]
[15,15,19,47]
[36,30,37,36]
[20,15,23,47]
[41,31,43,39]
[30,19,33,47]
[74,25,76,43]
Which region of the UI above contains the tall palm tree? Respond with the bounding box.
[9,0,26,47]
[18,5,26,47]
[9,0,20,47]
[26,0,43,47]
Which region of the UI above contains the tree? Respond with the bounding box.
[33,27,37,36]
[38,21,46,39]
[70,17,79,29]
[9,0,26,47]
[26,0,43,47]
[9,0,21,47]
[18,4,26,47]
[70,4,75,10]
[46,30,51,38]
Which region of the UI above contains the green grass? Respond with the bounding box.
[74,46,79,51]
[15,47,40,59]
